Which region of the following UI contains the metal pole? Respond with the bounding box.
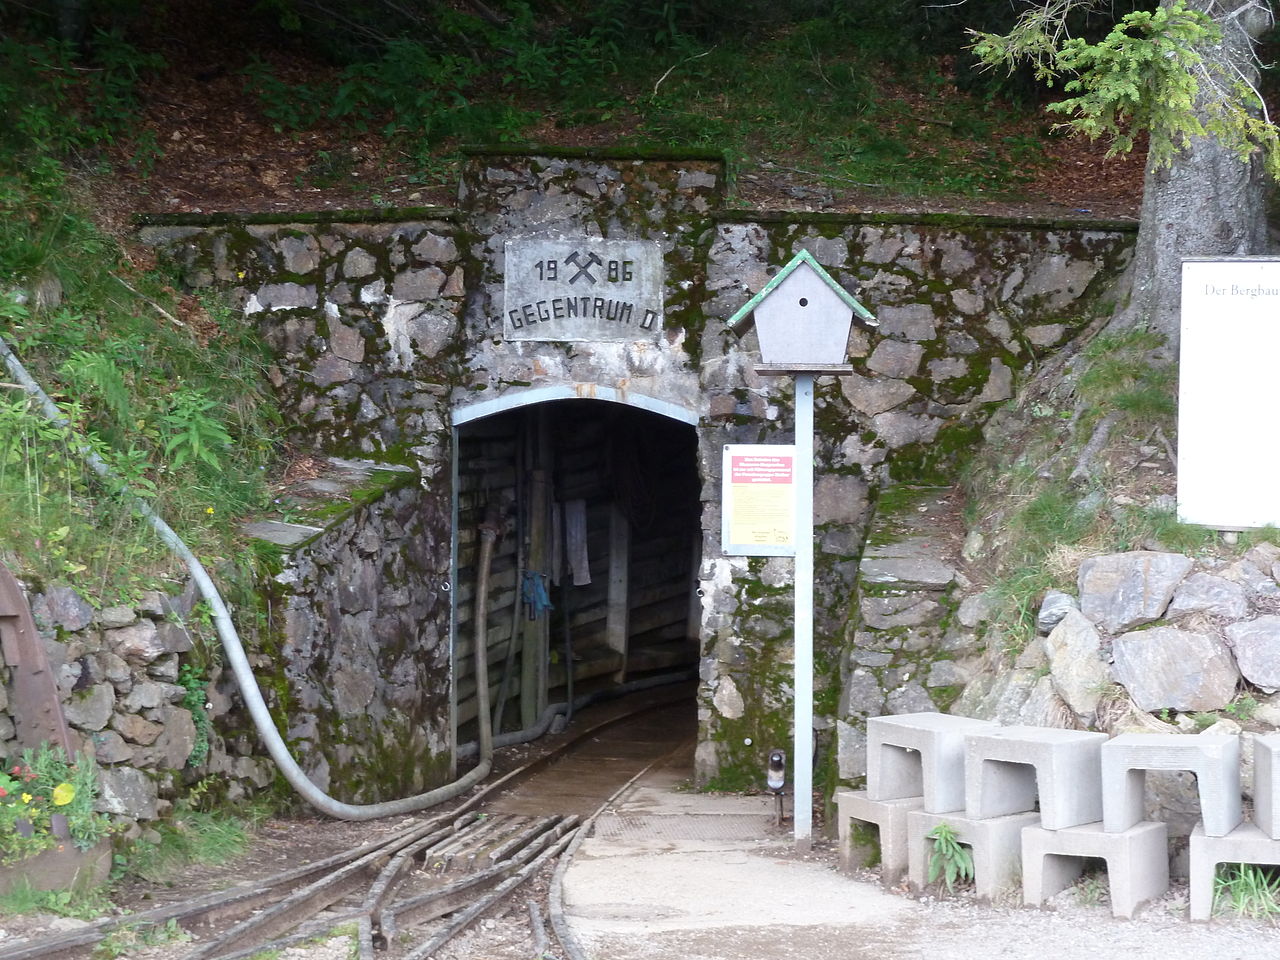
[793,373,815,852]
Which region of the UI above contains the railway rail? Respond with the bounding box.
[5,686,694,960]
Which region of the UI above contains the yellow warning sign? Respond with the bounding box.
[722,445,796,556]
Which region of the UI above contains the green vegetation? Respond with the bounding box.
[117,791,260,883]
[1214,862,1280,919]
[926,822,974,893]
[0,879,113,919]
[973,0,1280,177]
[94,918,191,959]
[965,325,1219,656]
[0,744,113,865]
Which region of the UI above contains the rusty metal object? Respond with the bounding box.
[0,561,75,756]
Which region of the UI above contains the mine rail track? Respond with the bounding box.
[6,688,691,960]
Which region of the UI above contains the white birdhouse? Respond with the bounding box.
[727,250,876,373]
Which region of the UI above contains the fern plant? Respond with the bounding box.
[927,822,975,893]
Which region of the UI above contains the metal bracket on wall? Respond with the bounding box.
[0,562,76,755]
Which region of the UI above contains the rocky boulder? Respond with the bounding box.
[1078,551,1193,634]
[1111,626,1239,712]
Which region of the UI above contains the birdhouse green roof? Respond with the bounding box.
[727,249,877,332]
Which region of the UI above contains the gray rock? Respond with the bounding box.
[122,681,170,712]
[1025,324,1067,347]
[865,557,954,590]
[869,411,944,449]
[886,681,935,714]
[1244,542,1280,572]
[1078,551,1194,633]
[841,669,886,716]
[866,340,924,378]
[813,474,868,525]
[89,729,133,764]
[875,303,936,341]
[1044,610,1107,719]
[36,585,94,633]
[977,359,1014,403]
[957,592,995,628]
[311,353,354,386]
[113,713,163,745]
[342,247,378,278]
[839,373,916,416]
[96,766,158,819]
[1020,676,1072,727]
[1036,590,1078,634]
[253,282,317,311]
[862,595,943,629]
[63,684,115,731]
[1226,616,1280,692]
[411,234,458,263]
[97,605,136,629]
[836,719,867,781]
[1167,573,1250,620]
[712,676,745,719]
[278,234,320,274]
[95,650,131,684]
[329,320,366,363]
[109,621,165,664]
[1220,560,1280,598]
[154,621,194,654]
[1112,626,1239,711]
[392,266,446,301]
[926,659,966,688]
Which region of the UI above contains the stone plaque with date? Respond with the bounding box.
[503,238,664,341]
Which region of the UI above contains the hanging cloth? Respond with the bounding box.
[521,570,553,621]
[564,498,591,586]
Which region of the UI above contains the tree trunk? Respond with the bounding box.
[1109,0,1274,354]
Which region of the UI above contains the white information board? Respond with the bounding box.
[721,445,796,556]
[1178,258,1280,529]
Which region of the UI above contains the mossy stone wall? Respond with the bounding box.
[137,149,1135,794]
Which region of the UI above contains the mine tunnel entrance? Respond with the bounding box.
[452,399,702,744]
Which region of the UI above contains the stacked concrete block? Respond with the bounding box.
[964,726,1105,829]
[1185,734,1280,922]
[1100,733,1241,836]
[835,789,922,884]
[1253,733,1280,839]
[1022,820,1169,918]
[907,809,1040,899]
[1188,823,1280,920]
[867,713,995,812]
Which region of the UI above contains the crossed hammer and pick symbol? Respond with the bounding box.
[564,250,602,285]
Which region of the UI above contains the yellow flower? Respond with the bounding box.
[206,507,215,514]
[20,793,31,804]
[52,783,75,806]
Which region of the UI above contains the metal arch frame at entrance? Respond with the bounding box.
[451,384,699,428]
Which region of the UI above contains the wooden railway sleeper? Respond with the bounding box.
[183,818,454,960]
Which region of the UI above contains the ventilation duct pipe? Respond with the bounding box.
[0,331,497,821]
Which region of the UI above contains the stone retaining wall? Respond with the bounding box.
[136,148,1137,794]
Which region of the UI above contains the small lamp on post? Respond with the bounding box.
[728,250,876,853]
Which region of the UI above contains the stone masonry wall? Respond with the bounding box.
[136,149,1136,796]
[270,475,454,803]
[9,580,274,831]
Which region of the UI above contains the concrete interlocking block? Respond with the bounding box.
[1101,733,1241,837]
[835,788,923,885]
[1021,820,1168,919]
[964,726,1106,829]
[867,713,995,813]
[1189,822,1280,920]
[906,809,1040,900]
[1254,734,1280,839]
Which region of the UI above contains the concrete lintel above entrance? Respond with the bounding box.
[451,384,699,427]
